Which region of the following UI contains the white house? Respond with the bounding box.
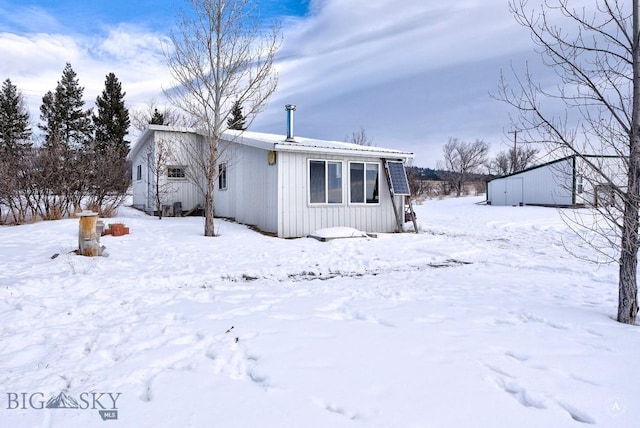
[129,120,414,238]
[486,155,625,207]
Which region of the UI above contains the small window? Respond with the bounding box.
[167,166,186,178]
[577,174,584,194]
[350,162,379,204]
[136,164,142,181]
[309,160,342,204]
[219,163,227,190]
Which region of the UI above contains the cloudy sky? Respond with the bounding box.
[0,0,547,167]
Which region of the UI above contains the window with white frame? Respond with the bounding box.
[309,160,343,204]
[136,164,142,181]
[350,162,379,204]
[167,166,186,178]
[218,163,227,190]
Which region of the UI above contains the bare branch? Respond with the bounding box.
[164,0,281,236]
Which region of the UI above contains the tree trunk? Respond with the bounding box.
[204,178,215,236]
[618,195,639,323]
[203,138,218,237]
[155,174,162,220]
[618,0,640,325]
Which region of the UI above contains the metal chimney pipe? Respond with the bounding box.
[285,104,296,142]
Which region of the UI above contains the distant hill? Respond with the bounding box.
[406,166,490,182]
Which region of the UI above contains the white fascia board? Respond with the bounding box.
[128,128,154,161]
[273,143,414,161]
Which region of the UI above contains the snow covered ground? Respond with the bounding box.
[0,196,638,427]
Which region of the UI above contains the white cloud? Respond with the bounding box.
[0,0,565,166]
[0,23,171,133]
[252,0,540,165]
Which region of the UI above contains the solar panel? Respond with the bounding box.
[386,161,411,195]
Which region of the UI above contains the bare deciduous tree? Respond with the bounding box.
[498,0,639,324]
[490,146,540,176]
[147,138,177,220]
[405,166,433,200]
[346,127,374,146]
[438,138,489,197]
[165,0,281,236]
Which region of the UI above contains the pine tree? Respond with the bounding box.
[0,78,31,156]
[90,72,131,207]
[39,63,93,150]
[37,63,93,218]
[93,72,130,158]
[150,108,165,125]
[227,100,247,130]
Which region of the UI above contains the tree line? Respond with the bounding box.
[404,137,539,200]
[0,63,130,224]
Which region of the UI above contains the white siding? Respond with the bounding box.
[522,158,573,205]
[574,157,626,206]
[215,144,278,233]
[156,131,204,213]
[278,152,400,238]
[130,132,152,211]
[131,130,205,213]
[488,158,574,206]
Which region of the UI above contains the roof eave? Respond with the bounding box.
[273,143,414,160]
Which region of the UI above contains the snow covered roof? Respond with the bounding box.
[225,129,414,160]
[130,125,414,161]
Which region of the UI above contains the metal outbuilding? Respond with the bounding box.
[486,155,624,207]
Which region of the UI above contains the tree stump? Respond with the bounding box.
[77,211,103,257]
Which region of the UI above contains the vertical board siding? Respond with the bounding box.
[523,159,573,205]
[134,130,205,213]
[488,158,574,206]
[156,131,204,212]
[130,135,149,210]
[575,156,627,206]
[215,144,278,234]
[279,152,399,238]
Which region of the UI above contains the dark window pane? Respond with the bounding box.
[219,163,227,189]
[310,161,326,203]
[327,162,342,203]
[168,167,185,178]
[366,164,379,203]
[350,163,364,203]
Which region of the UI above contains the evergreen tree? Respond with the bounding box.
[39,63,93,150]
[93,72,130,158]
[89,72,131,207]
[37,63,93,218]
[0,79,32,224]
[227,100,247,130]
[150,108,165,125]
[0,78,31,156]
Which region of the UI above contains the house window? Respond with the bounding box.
[350,162,379,204]
[219,163,227,190]
[167,166,186,178]
[136,164,142,181]
[309,160,342,204]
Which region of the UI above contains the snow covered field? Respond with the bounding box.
[0,196,638,427]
